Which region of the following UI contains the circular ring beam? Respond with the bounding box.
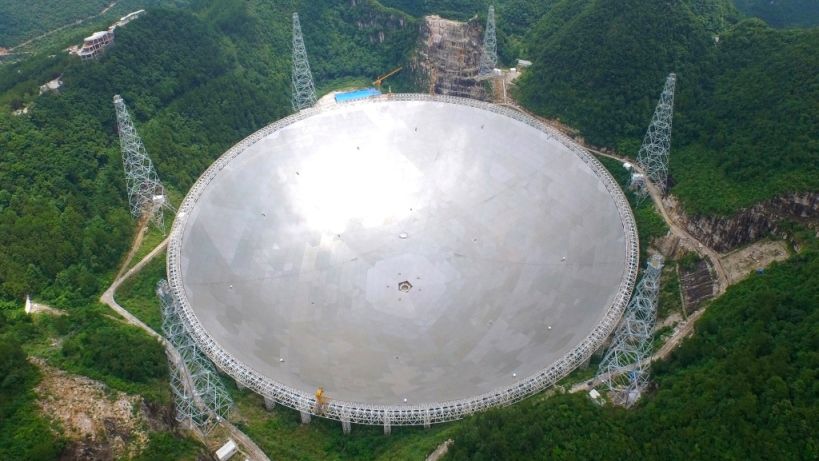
[167,94,639,426]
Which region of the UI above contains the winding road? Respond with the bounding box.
[99,231,270,461]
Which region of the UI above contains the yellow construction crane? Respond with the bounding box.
[373,66,402,91]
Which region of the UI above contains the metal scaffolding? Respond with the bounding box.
[425,17,485,99]
[597,254,664,407]
[157,280,232,434]
[291,12,317,111]
[478,5,497,78]
[636,73,676,195]
[113,94,172,232]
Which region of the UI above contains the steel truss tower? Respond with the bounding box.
[636,73,676,195]
[113,95,172,232]
[291,12,317,111]
[157,280,232,434]
[597,254,664,407]
[478,5,497,78]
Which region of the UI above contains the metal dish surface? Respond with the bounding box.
[167,94,638,425]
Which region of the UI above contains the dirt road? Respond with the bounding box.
[99,236,271,461]
[9,2,119,52]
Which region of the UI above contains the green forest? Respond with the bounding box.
[515,0,819,214]
[0,0,816,459]
[0,0,193,48]
[0,0,110,47]
[445,246,819,460]
[733,0,819,28]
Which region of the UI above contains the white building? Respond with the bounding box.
[117,10,146,27]
[215,439,238,461]
[77,30,114,61]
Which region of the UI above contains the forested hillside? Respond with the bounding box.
[516,0,819,215]
[0,0,192,49]
[0,0,110,47]
[733,0,819,28]
[446,245,819,459]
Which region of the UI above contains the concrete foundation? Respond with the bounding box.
[264,397,275,410]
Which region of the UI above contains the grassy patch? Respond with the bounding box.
[229,387,456,460]
[117,253,167,332]
[132,431,206,461]
[657,265,682,319]
[53,304,170,405]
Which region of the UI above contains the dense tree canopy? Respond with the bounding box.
[515,0,819,214]
[0,314,64,460]
[446,247,819,460]
[733,0,819,28]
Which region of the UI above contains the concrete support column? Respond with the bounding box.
[341,418,351,434]
[580,354,592,369]
[300,411,311,424]
[263,397,275,411]
[423,412,431,429]
[383,413,391,436]
[235,379,246,391]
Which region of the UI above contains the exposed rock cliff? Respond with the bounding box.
[674,192,818,253]
[411,15,487,100]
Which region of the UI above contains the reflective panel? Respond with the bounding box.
[175,97,633,407]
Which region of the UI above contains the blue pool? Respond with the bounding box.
[334,88,381,103]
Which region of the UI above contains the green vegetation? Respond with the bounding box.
[0,313,64,460]
[445,245,819,460]
[0,1,193,49]
[0,304,186,459]
[670,21,819,214]
[117,254,167,332]
[517,0,819,215]
[657,266,683,318]
[230,388,455,460]
[132,432,205,461]
[733,0,819,28]
[59,306,168,401]
[0,0,110,47]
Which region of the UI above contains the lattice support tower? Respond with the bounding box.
[596,254,664,407]
[291,12,317,111]
[636,73,676,196]
[113,95,173,233]
[157,280,232,434]
[478,5,497,78]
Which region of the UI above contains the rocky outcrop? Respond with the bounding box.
[348,2,409,44]
[680,192,818,253]
[411,15,487,100]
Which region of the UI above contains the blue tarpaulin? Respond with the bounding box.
[335,88,381,103]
